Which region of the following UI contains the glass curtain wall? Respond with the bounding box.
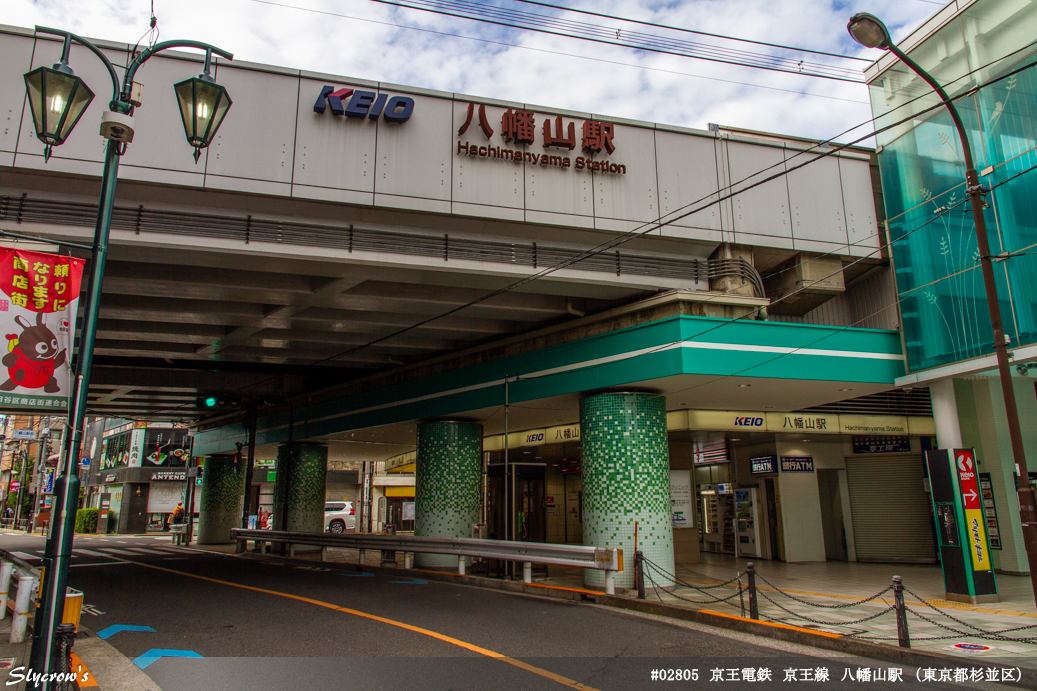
[870,0,1037,371]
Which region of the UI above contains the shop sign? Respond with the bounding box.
[0,249,85,412]
[839,415,908,435]
[313,86,415,123]
[103,472,117,483]
[852,435,910,454]
[977,472,1001,550]
[780,457,814,472]
[402,501,415,521]
[9,481,18,492]
[955,449,991,572]
[717,483,733,494]
[42,469,54,494]
[670,470,694,529]
[750,455,777,474]
[150,470,187,482]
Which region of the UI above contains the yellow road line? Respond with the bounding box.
[121,560,601,691]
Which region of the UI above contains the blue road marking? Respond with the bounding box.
[133,649,203,669]
[391,578,427,584]
[96,625,155,640]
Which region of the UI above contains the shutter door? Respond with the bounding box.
[845,454,937,563]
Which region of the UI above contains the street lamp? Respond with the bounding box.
[23,58,94,162]
[174,54,232,162]
[22,27,233,686]
[848,12,1037,606]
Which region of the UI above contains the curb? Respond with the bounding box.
[75,627,163,691]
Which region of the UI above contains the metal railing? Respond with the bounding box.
[0,193,764,292]
[231,528,624,594]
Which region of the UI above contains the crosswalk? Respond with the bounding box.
[9,545,191,562]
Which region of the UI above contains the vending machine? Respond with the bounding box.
[734,488,760,558]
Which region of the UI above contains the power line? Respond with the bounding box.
[512,0,872,63]
[250,0,869,105]
[366,0,865,81]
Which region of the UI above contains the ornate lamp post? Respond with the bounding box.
[21,27,233,684]
[848,12,1037,606]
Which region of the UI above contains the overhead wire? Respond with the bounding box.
[250,0,869,105]
[511,0,873,62]
[366,0,865,81]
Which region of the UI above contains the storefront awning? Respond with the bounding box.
[385,486,415,498]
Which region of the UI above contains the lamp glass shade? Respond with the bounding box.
[847,14,891,50]
[174,76,232,150]
[23,65,94,146]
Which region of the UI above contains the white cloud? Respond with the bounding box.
[4,0,939,143]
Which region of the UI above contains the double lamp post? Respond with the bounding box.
[19,27,233,683]
[847,13,1037,606]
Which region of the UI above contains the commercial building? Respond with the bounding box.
[0,23,950,579]
[865,0,1037,576]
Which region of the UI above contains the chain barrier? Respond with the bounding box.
[755,588,896,627]
[636,563,1037,650]
[641,559,747,607]
[753,571,893,609]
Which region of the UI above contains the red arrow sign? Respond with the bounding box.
[956,449,981,510]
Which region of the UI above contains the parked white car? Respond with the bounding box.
[324,501,356,533]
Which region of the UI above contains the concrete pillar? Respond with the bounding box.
[929,378,963,448]
[580,392,673,589]
[273,443,328,534]
[414,421,482,568]
[197,454,245,545]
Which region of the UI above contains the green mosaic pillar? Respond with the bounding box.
[273,443,328,541]
[580,392,674,589]
[197,454,246,545]
[414,421,482,568]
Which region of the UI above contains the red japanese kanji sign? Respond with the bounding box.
[0,249,85,411]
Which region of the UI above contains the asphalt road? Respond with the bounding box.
[0,532,1022,691]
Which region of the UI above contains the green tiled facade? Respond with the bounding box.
[197,454,246,544]
[415,421,482,567]
[273,443,328,536]
[580,392,674,589]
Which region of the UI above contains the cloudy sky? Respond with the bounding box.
[5,0,940,144]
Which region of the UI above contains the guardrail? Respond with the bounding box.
[230,529,624,594]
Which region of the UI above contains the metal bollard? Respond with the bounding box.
[634,550,645,600]
[259,542,267,555]
[892,575,910,648]
[10,576,33,644]
[523,562,532,584]
[746,562,759,620]
[458,555,466,576]
[0,561,12,620]
[604,569,615,596]
[404,552,413,569]
[289,544,295,558]
[321,547,327,562]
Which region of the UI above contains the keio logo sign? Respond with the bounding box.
[314,86,415,123]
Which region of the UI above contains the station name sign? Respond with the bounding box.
[457,103,625,175]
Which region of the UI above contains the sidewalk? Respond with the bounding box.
[542,553,1037,667]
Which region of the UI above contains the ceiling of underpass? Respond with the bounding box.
[86,244,649,420]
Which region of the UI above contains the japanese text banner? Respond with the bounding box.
[0,248,85,411]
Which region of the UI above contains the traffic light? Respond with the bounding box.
[199,395,240,411]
